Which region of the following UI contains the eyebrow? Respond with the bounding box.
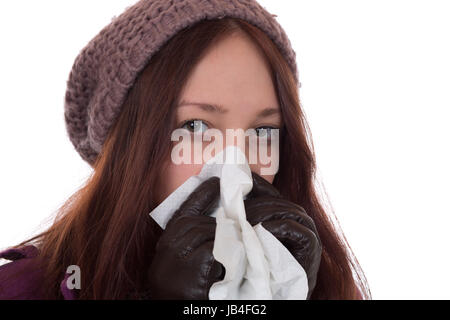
[178,100,280,119]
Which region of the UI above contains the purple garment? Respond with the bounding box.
[0,245,77,300]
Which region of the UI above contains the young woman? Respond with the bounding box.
[0,0,371,300]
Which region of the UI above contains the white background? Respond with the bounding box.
[1,0,449,299]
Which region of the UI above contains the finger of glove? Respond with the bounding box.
[261,219,322,293]
[148,239,219,300]
[184,242,225,300]
[169,176,220,224]
[246,171,282,199]
[149,223,219,300]
[165,241,223,300]
[175,220,217,259]
[193,241,226,297]
[244,197,319,238]
[158,215,216,253]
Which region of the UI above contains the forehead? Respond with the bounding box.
[178,33,280,114]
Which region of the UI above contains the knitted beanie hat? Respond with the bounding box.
[64,0,300,166]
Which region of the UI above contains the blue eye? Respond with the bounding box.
[181,119,209,133]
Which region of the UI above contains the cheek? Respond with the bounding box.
[263,173,275,184]
[249,163,275,184]
[246,137,279,184]
[156,162,203,204]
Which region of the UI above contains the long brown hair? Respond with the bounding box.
[6,17,371,299]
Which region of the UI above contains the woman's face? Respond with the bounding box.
[156,32,282,204]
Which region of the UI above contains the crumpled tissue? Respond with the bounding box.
[149,145,308,299]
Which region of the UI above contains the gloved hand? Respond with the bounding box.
[244,172,322,299]
[147,176,225,299]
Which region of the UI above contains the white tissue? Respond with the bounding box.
[149,146,308,300]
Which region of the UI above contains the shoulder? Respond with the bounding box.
[0,245,46,299]
[0,245,79,300]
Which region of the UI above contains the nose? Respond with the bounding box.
[200,127,250,164]
[222,128,248,156]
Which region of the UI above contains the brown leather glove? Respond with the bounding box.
[147,176,225,299]
[244,172,322,299]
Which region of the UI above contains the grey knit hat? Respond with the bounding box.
[64,0,300,166]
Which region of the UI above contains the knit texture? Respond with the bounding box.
[64,0,300,166]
